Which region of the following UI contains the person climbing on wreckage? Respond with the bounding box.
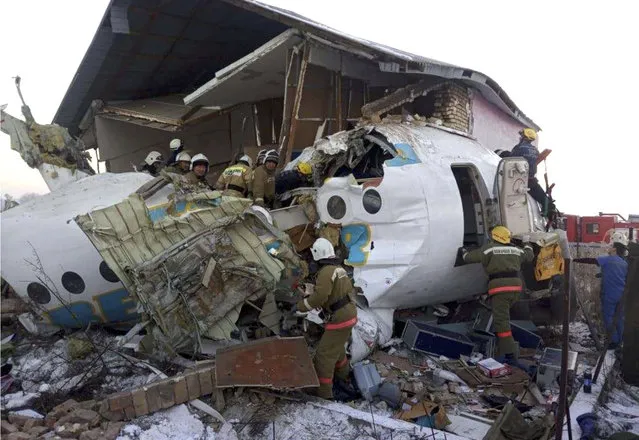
[459,226,534,364]
[292,238,358,400]
[139,151,165,177]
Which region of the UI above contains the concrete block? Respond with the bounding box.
[79,430,104,440]
[131,388,149,417]
[124,405,137,420]
[172,377,189,405]
[1,420,18,434]
[185,372,201,400]
[145,384,162,413]
[107,392,132,412]
[23,418,45,430]
[158,381,176,409]
[28,426,50,436]
[103,421,124,440]
[198,369,214,396]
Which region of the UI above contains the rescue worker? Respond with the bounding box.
[140,151,164,177]
[167,138,184,166]
[185,153,213,190]
[165,151,191,175]
[255,148,267,169]
[574,233,628,349]
[252,149,278,209]
[460,226,534,361]
[215,154,253,197]
[275,162,313,197]
[511,128,548,209]
[293,238,357,400]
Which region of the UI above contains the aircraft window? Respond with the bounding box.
[27,282,51,304]
[61,271,85,294]
[362,189,382,214]
[100,261,119,283]
[327,195,346,220]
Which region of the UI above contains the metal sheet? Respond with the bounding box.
[215,337,318,389]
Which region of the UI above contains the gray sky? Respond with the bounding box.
[1,0,637,215]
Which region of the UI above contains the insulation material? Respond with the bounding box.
[75,191,305,355]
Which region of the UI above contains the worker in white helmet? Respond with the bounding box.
[165,151,191,175]
[184,153,213,190]
[252,149,278,209]
[140,151,164,177]
[167,138,184,166]
[215,154,253,198]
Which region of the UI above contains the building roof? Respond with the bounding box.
[54,0,540,135]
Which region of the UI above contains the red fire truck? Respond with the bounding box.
[561,213,639,244]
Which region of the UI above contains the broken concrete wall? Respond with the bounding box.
[470,92,528,153]
[94,105,256,176]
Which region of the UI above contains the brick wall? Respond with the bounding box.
[431,84,470,133]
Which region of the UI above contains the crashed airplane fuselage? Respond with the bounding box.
[1,116,565,356]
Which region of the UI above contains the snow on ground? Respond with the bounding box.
[594,384,639,437]
[11,331,155,400]
[1,391,40,410]
[117,405,218,440]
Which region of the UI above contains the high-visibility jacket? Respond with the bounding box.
[464,241,534,295]
[215,163,252,196]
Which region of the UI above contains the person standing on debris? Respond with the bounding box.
[165,151,191,175]
[460,226,534,361]
[215,154,253,198]
[293,238,357,400]
[573,233,629,350]
[510,128,549,209]
[140,151,165,177]
[167,138,184,166]
[184,153,213,190]
[252,149,278,209]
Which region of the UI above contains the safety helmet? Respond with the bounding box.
[239,154,253,168]
[257,149,267,163]
[169,138,182,151]
[491,226,512,244]
[264,149,279,164]
[610,231,629,247]
[144,151,164,166]
[176,151,191,163]
[521,128,537,141]
[190,153,210,171]
[297,162,312,176]
[310,238,335,261]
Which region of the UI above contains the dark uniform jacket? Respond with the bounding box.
[464,241,534,294]
[511,140,539,177]
[252,165,276,207]
[184,171,213,190]
[275,169,308,195]
[297,264,357,326]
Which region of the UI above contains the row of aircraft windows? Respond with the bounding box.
[26,261,119,305]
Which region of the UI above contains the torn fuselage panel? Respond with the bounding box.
[75,189,305,355]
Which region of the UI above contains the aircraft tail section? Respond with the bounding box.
[0,108,95,191]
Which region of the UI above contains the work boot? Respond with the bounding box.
[333,378,360,402]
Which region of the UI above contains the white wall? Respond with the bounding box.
[471,91,529,153]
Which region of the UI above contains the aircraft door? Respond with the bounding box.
[494,157,532,234]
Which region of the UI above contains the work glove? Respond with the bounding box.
[455,247,468,266]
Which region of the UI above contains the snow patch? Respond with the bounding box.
[117,405,216,440]
[1,391,40,410]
